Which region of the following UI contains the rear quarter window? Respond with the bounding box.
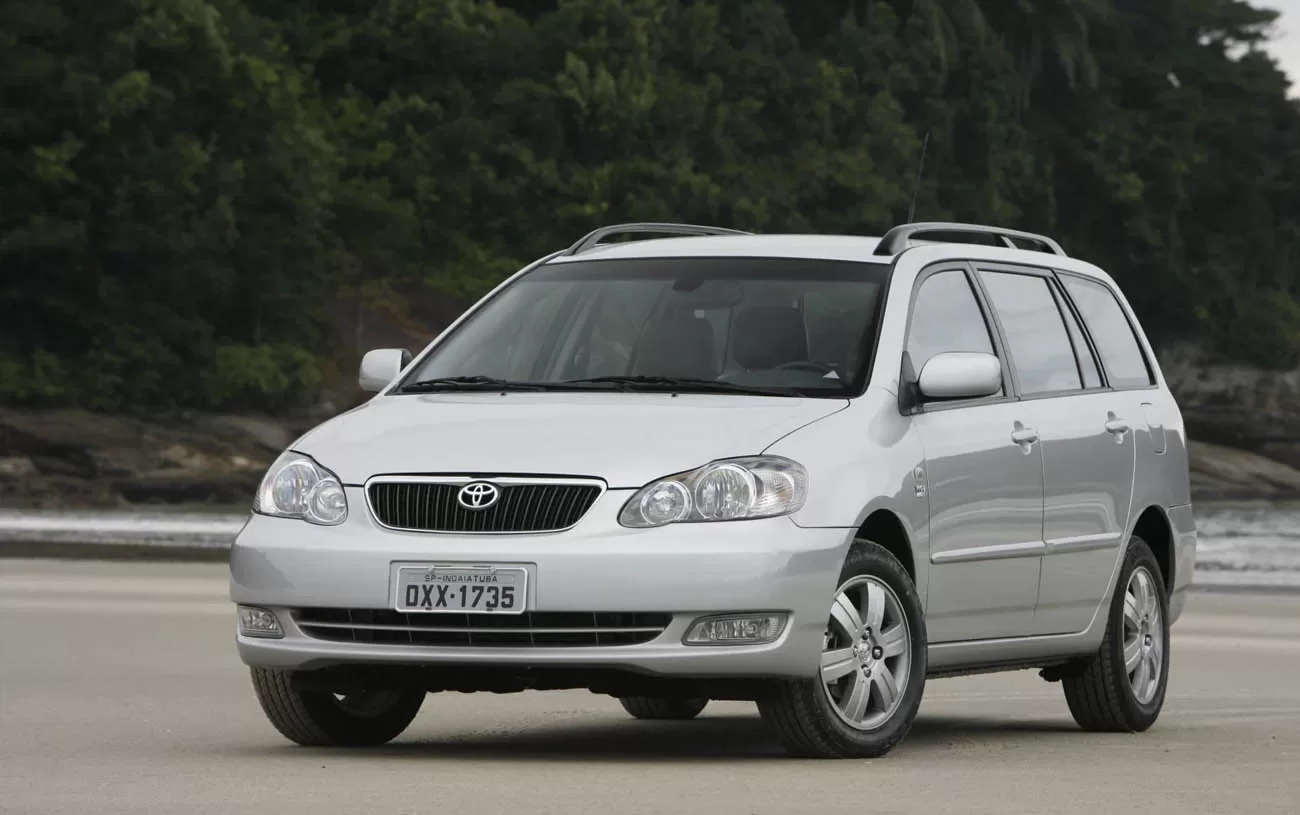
[1060,275,1154,389]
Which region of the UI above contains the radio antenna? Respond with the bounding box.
[907,131,930,224]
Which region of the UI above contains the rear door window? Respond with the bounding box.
[1060,275,1154,389]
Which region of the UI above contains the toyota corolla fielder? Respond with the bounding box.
[230,221,1197,759]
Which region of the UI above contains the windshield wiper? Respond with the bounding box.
[559,375,795,396]
[399,376,551,392]
[401,374,828,397]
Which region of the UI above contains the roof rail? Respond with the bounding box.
[873,221,1066,257]
[563,222,751,256]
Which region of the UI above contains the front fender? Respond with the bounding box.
[764,389,929,600]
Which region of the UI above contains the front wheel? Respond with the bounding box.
[758,541,927,758]
[250,668,426,746]
[1061,534,1170,732]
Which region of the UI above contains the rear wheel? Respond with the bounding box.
[758,541,927,758]
[250,668,426,746]
[1062,535,1170,732]
[618,696,709,720]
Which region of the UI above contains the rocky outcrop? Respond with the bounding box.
[1159,342,1300,414]
[1154,341,1300,500]
[0,409,310,509]
[1186,440,1300,500]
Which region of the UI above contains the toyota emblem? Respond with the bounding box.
[457,481,501,510]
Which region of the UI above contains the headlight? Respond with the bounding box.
[618,456,808,528]
[253,451,348,526]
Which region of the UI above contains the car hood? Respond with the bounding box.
[294,391,848,488]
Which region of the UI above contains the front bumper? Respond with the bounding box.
[229,487,853,679]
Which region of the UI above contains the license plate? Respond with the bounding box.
[393,564,527,614]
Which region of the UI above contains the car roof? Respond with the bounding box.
[545,233,888,264]
[538,222,1119,289]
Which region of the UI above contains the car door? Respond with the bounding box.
[905,265,1046,643]
[1056,271,1170,489]
[972,265,1137,636]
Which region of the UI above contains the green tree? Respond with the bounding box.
[6,0,1300,413]
[0,0,342,409]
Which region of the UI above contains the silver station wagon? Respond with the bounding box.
[230,221,1197,759]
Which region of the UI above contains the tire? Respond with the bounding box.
[618,696,709,720]
[757,540,927,759]
[1062,534,1170,732]
[250,668,426,747]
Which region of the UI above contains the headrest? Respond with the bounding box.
[632,312,717,379]
[732,306,809,370]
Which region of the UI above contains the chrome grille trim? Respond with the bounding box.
[297,621,665,636]
[293,608,671,648]
[363,475,606,534]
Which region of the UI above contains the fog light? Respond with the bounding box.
[683,613,787,645]
[237,605,283,638]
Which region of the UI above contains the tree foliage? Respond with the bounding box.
[3,0,1300,411]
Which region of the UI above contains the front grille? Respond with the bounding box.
[367,479,602,533]
[293,608,672,647]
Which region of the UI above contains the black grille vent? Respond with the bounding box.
[367,480,602,533]
[293,608,672,647]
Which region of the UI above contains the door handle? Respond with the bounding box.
[1011,422,1039,450]
[1105,411,1130,441]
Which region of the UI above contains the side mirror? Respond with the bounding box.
[917,351,1002,401]
[358,348,412,393]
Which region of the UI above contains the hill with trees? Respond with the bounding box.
[4,0,1300,413]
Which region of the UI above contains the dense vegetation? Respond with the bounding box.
[3,0,1299,412]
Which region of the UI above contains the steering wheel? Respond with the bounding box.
[772,360,837,374]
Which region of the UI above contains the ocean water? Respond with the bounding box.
[0,508,247,549]
[1188,503,1300,590]
[0,504,1297,590]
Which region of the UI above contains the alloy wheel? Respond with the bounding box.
[1123,566,1164,705]
[819,574,913,730]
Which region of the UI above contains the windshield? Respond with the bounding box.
[397,256,888,398]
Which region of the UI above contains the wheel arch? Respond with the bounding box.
[855,509,916,587]
[1131,504,1175,591]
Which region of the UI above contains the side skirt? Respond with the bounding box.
[925,627,1105,676]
